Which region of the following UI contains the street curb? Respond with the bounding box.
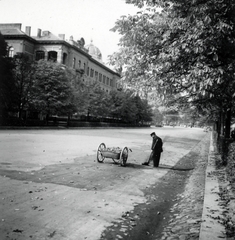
[199,132,226,239]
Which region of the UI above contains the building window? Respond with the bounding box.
[35,50,45,61]
[99,73,102,82]
[90,69,94,77]
[48,51,57,62]
[8,47,14,58]
[84,63,86,71]
[106,78,109,85]
[63,53,67,64]
[73,57,76,69]
[95,71,98,81]
[87,67,90,75]
[79,60,81,68]
[103,75,106,84]
[110,79,113,87]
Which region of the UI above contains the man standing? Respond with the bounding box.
[142,132,163,167]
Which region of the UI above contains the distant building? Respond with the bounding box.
[0,23,120,93]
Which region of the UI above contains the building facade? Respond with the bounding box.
[0,23,120,93]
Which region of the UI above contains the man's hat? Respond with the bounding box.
[150,132,155,136]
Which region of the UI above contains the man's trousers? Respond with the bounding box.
[149,151,161,167]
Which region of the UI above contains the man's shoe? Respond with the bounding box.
[142,162,149,166]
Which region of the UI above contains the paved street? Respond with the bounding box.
[0,127,207,240]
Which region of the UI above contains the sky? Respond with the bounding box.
[0,0,138,64]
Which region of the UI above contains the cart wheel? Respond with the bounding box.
[97,143,106,163]
[120,147,128,166]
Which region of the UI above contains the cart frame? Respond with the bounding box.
[97,143,129,166]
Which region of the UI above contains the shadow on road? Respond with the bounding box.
[125,163,153,169]
[124,163,194,171]
[159,164,194,171]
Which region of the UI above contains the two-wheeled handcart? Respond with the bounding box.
[96,143,130,167]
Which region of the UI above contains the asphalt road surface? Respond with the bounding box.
[0,126,207,240]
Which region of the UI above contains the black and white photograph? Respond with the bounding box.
[0,0,235,239]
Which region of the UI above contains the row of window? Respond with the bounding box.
[87,67,113,87]
[36,51,113,87]
[72,57,86,71]
[83,79,111,93]
[9,48,115,88]
[35,50,56,62]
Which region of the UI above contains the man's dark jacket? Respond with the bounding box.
[151,135,163,153]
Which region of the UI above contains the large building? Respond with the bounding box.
[0,23,121,93]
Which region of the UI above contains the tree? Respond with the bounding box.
[109,90,125,120]
[74,81,111,120]
[12,54,36,119]
[109,0,235,137]
[121,93,138,123]
[0,32,15,124]
[152,107,164,125]
[31,60,77,122]
[134,95,153,124]
[109,89,153,124]
[87,82,110,119]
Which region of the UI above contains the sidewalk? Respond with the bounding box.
[199,132,227,239]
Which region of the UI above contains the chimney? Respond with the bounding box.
[25,26,31,36]
[58,34,65,40]
[42,31,50,36]
[37,28,41,38]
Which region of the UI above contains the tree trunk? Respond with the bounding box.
[225,108,231,138]
[220,111,225,136]
[217,111,221,136]
[0,106,6,125]
[87,108,90,121]
[46,114,49,126]
[18,103,22,120]
[67,114,70,127]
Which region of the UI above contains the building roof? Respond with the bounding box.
[33,31,62,41]
[0,28,26,35]
[0,23,120,77]
[0,24,37,43]
[85,40,103,62]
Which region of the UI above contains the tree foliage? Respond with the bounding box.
[12,54,37,118]
[31,60,77,116]
[108,90,152,123]
[87,82,110,118]
[0,33,15,113]
[152,107,163,124]
[1,33,153,126]
[109,0,235,134]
